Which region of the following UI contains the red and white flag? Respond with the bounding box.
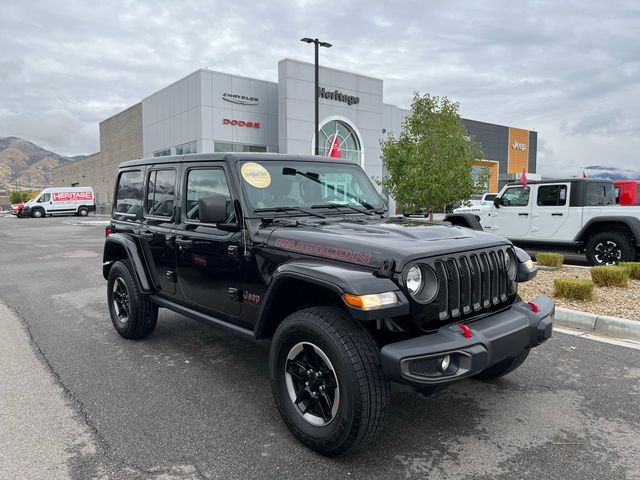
[520,167,527,188]
[328,134,341,158]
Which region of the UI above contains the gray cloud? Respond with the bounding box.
[0,0,639,176]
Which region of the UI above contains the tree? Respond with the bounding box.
[9,190,37,203]
[9,190,24,204]
[380,93,486,219]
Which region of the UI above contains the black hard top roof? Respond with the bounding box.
[118,152,359,169]
[506,178,614,187]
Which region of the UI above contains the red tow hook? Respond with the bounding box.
[458,324,472,338]
[527,301,539,313]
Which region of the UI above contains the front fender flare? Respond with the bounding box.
[103,233,155,292]
[254,259,410,339]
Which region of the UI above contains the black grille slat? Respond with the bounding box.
[488,251,499,305]
[479,253,491,308]
[468,255,482,311]
[458,256,472,314]
[497,251,507,301]
[434,261,448,320]
[445,258,461,317]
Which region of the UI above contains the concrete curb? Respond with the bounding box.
[555,307,640,341]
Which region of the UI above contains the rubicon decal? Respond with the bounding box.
[274,238,372,265]
[223,119,260,128]
[53,192,93,201]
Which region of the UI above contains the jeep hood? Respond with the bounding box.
[263,218,510,271]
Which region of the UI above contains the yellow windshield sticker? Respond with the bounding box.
[241,162,271,188]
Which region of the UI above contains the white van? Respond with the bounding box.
[19,187,96,218]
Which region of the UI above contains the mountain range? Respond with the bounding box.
[583,165,640,180]
[0,137,76,190]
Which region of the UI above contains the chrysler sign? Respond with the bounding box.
[318,87,360,106]
[222,93,259,105]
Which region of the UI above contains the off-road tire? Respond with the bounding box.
[585,231,635,266]
[269,306,389,456]
[78,207,89,216]
[107,260,158,339]
[474,348,530,380]
[31,208,45,218]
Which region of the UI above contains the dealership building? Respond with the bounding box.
[53,58,537,211]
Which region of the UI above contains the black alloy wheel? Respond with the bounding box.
[285,342,340,426]
[111,277,130,325]
[78,207,89,216]
[32,208,44,218]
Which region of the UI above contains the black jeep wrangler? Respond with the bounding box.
[103,153,554,456]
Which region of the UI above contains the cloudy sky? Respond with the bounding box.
[1,0,639,176]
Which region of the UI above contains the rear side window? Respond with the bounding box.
[586,183,612,206]
[537,185,567,206]
[146,169,176,217]
[113,170,144,221]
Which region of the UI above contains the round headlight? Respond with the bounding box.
[406,265,423,295]
[504,249,517,279]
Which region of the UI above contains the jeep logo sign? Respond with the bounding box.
[318,87,360,106]
[512,141,527,151]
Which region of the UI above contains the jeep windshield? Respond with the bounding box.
[238,160,385,215]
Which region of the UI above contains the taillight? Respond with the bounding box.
[106,227,112,237]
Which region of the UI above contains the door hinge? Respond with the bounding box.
[165,271,177,283]
[228,287,243,302]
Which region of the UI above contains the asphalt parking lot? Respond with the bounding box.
[1,215,639,479]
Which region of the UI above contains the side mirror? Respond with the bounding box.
[493,197,501,208]
[199,195,230,224]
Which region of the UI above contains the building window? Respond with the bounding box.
[214,142,268,153]
[318,120,361,164]
[153,148,171,157]
[176,141,197,155]
[472,166,490,193]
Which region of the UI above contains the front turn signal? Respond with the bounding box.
[343,292,398,310]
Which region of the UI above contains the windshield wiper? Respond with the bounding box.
[311,203,375,216]
[254,206,326,218]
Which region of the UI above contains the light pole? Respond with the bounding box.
[301,37,332,155]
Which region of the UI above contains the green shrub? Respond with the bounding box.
[590,266,629,287]
[553,278,594,301]
[620,262,640,280]
[535,252,564,268]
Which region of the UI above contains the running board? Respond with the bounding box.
[150,295,259,344]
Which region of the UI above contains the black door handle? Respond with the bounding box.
[551,213,564,216]
[518,213,529,216]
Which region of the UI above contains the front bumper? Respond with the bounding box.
[381,296,554,386]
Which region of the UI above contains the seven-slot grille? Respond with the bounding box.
[432,249,510,321]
